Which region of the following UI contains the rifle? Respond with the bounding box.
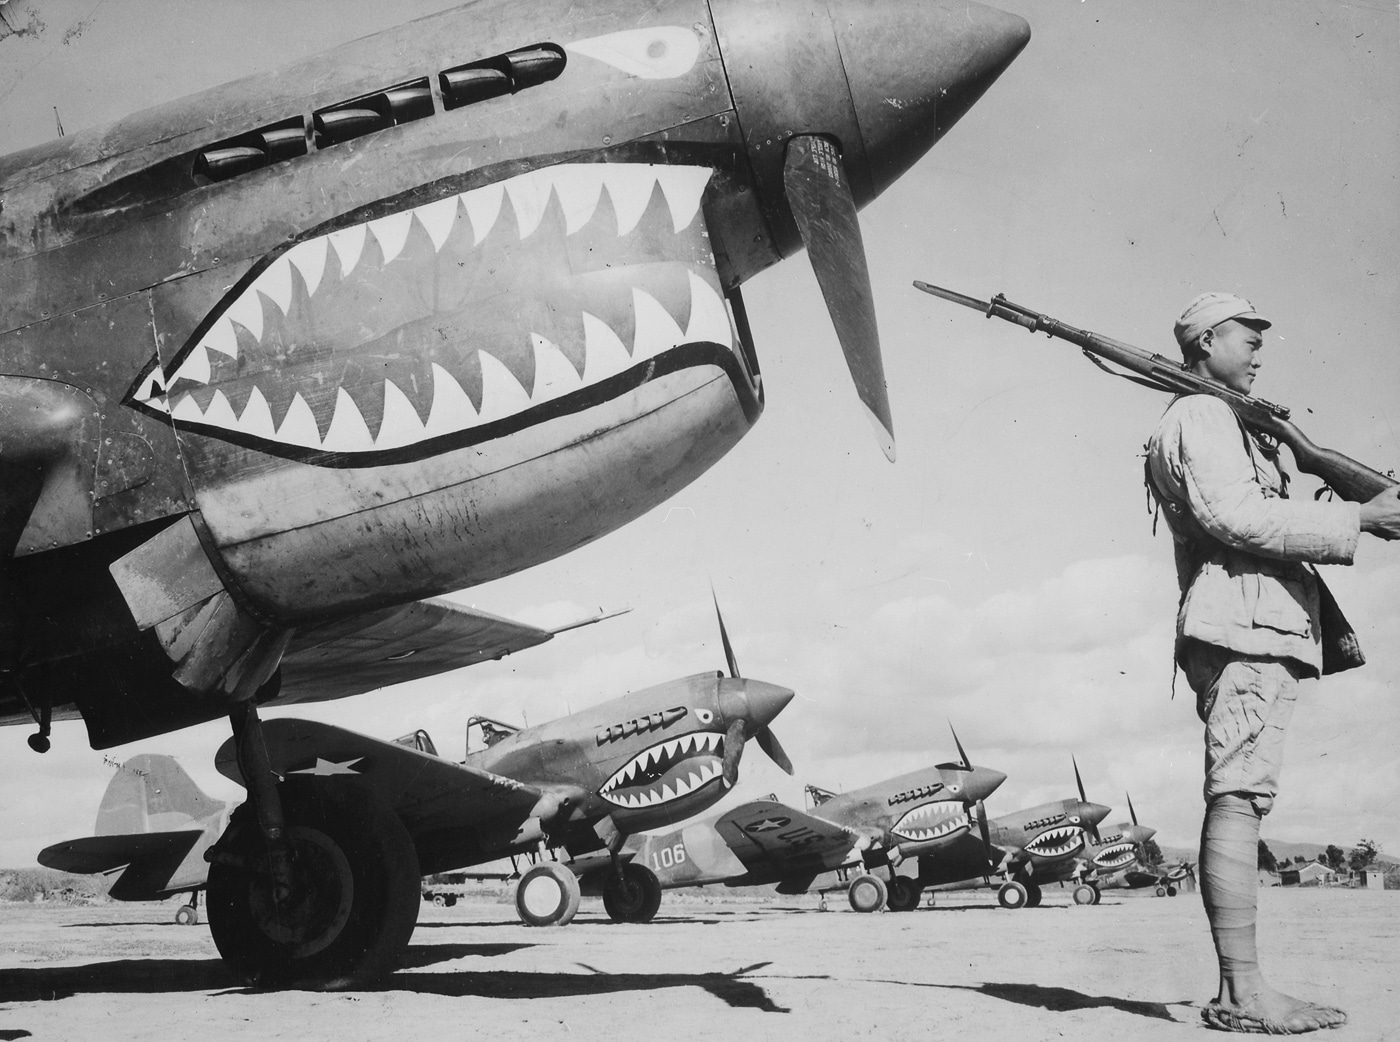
[913,281,1397,505]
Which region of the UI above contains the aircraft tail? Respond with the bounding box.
[94,753,224,836]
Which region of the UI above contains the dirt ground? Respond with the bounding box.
[1,885,1396,1042]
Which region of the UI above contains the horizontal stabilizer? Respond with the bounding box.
[38,830,203,875]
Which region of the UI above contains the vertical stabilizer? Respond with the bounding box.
[95,753,224,835]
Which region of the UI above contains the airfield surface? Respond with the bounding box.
[1,886,1395,1041]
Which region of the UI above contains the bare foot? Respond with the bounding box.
[1204,988,1347,1034]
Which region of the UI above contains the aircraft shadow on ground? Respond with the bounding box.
[0,944,527,1003]
[375,960,787,1012]
[942,981,1188,1022]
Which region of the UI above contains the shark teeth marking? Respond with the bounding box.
[329,224,367,277]
[369,211,413,265]
[1093,842,1137,869]
[376,379,426,449]
[277,392,322,449]
[322,387,376,452]
[1026,825,1084,859]
[424,363,479,436]
[476,350,533,424]
[147,162,728,454]
[415,195,460,251]
[286,237,328,297]
[599,730,723,809]
[240,386,276,439]
[892,802,971,843]
[462,182,504,246]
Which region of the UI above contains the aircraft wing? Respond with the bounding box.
[215,718,545,841]
[272,598,560,706]
[38,831,204,876]
[712,801,860,876]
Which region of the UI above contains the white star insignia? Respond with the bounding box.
[291,757,365,776]
[747,818,787,832]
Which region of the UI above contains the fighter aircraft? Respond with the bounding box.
[911,776,1112,909]
[576,732,1007,916]
[1006,788,1158,906]
[0,0,1029,987]
[37,753,231,924]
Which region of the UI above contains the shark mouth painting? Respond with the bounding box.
[891,802,970,844]
[1092,842,1138,870]
[599,731,724,811]
[126,161,743,466]
[1025,825,1085,860]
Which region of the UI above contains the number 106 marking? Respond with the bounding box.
[651,842,688,870]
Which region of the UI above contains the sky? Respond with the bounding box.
[1,0,1397,872]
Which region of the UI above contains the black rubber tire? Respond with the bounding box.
[848,874,887,913]
[1024,882,1042,908]
[1091,886,1102,905]
[602,863,663,923]
[1166,884,1178,897]
[1072,884,1097,906]
[997,881,1028,909]
[885,876,921,912]
[515,863,582,926]
[175,904,199,926]
[206,781,420,990]
[1155,885,1167,897]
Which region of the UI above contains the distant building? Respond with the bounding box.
[1281,862,1337,887]
[1359,869,1386,890]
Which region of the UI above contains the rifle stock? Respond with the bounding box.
[913,281,1397,503]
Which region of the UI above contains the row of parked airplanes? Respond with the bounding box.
[41,598,1192,939]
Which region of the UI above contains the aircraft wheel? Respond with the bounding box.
[206,781,421,990]
[175,904,200,926]
[602,863,663,923]
[847,873,887,913]
[515,863,581,927]
[1072,884,1097,906]
[885,876,921,912]
[432,894,447,907]
[1024,883,1042,908]
[1155,885,1167,897]
[1092,886,1102,905]
[997,880,1029,910]
[1166,884,1178,897]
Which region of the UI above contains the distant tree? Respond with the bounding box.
[1258,839,1278,874]
[1279,856,1294,870]
[1141,838,1164,867]
[1322,845,1347,872]
[1348,839,1381,874]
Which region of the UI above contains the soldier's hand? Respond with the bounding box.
[1359,487,1400,540]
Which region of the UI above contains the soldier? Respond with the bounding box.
[1146,292,1400,1034]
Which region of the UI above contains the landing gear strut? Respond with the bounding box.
[205,704,420,988]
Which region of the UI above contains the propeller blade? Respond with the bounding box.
[756,727,794,776]
[950,722,972,771]
[721,718,746,788]
[976,799,995,872]
[1072,757,1101,845]
[782,134,894,461]
[711,584,741,679]
[1126,791,1139,827]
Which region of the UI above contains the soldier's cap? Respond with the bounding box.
[1173,292,1271,352]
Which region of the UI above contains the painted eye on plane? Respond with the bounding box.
[695,708,713,725]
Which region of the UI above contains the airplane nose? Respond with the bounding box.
[831,0,1031,201]
[1082,802,1113,828]
[738,680,795,728]
[965,765,1007,802]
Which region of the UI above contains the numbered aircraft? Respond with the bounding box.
[1,0,1029,987]
[913,775,1112,909]
[37,754,231,925]
[578,733,1007,916]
